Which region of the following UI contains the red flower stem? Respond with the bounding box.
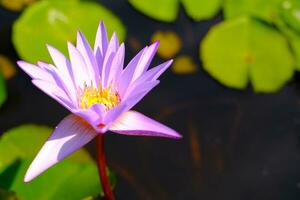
[96,134,115,200]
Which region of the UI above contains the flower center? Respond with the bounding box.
[80,84,120,110]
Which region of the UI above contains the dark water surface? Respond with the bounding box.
[1,0,300,199]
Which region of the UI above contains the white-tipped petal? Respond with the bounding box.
[76,31,100,85]
[110,111,181,139]
[24,114,98,182]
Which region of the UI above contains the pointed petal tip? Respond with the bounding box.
[45,43,52,50]
[171,132,183,140]
[76,30,82,37]
[16,60,25,67]
[99,20,107,32]
[110,32,118,41]
[100,20,105,26]
[110,111,182,140]
[24,171,34,183]
[76,30,86,40]
[152,40,160,46]
[67,41,73,47]
[37,60,47,67]
[165,59,173,69]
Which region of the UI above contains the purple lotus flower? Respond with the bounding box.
[17,21,181,183]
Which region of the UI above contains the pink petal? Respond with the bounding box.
[36,61,77,104]
[73,104,106,130]
[107,43,125,86]
[117,47,147,97]
[137,60,173,82]
[123,80,159,100]
[46,46,77,102]
[102,32,119,87]
[131,41,159,81]
[17,61,55,82]
[120,60,171,102]
[24,114,98,182]
[109,111,182,139]
[103,103,128,127]
[67,42,90,88]
[108,32,119,51]
[46,45,75,86]
[94,21,109,70]
[32,80,74,111]
[76,31,100,85]
[118,42,159,97]
[122,80,160,110]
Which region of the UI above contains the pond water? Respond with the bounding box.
[0,0,300,199]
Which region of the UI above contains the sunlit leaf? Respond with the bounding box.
[172,55,197,74]
[129,0,179,22]
[0,55,17,80]
[181,0,222,20]
[0,0,37,11]
[201,16,294,92]
[280,0,300,33]
[151,30,181,59]
[276,17,300,71]
[0,124,116,200]
[0,72,6,108]
[223,0,282,23]
[10,160,103,200]
[13,0,126,63]
[129,0,221,22]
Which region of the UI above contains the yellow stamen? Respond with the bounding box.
[80,84,120,110]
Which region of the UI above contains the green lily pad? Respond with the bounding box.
[0,72,6,108]
[13,0,126,63]
[128,0,221,22]
[276,17,300,71]
[129,0,179,22]
[0,124,116,200]
[181,0,222,20]
[223,0,282,23]
[10,160,107,200]
[201,16,295,92]
[280,0,300,33]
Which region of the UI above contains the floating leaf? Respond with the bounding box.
[0,0,37,11]
[151,30,181,59]
[181,0,222,20]
[10,160,105,200]
[201,16,294,92]
[0,124,116,200]
[0,72,6,108]
[129,0,179,22]
[223,0,282,23]
[13,0,126,63]
[0,55,17,80]
[172,55,197,74]
[280,0,300,33]
[276,16,300,71]
[129,0,221,22]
